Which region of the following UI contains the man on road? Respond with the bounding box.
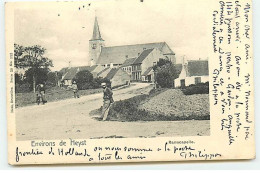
[101,82,114,121]
[72,81,80,98]
[36,83,47,105]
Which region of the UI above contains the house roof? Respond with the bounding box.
[187,60,209,76]
[105,68,119,80]
[97,67,110,76]
[175,64,183,78]
[62,68,79,80]
[133,49,154,65]
[121,58,136,67]
[59,67,69,75]
[142,67,153,76]
[62,65,98,81]
[96,42,174,65]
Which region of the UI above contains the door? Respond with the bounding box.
[180,79,185,88]
[147,75,151,82]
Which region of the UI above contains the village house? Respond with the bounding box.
[174,60,209,88]
[60,65,98,86]
[130,48,166,81]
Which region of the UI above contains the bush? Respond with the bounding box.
[73,70,94,90]
[108,95,150,121]
[182,82,209,95]
[73,71,112,90]
[15,83,32,93]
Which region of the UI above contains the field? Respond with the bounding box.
[15,87,103,108]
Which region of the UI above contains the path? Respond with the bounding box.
[16,83,210,140]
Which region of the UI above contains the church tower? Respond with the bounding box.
[89,17,105,66]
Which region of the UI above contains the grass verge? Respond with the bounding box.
[15,87,103,108]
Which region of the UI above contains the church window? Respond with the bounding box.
[92,43,96,49]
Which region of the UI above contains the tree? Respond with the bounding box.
[154,60,178,88]
[14,44,25,68]
[73,70,94,90]
[24,68,49,90]
[15,73,23,85]
[46,72,58,87]
[14,44,53,92]
[152,58,171,71]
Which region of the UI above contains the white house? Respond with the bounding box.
[174,60,209,88]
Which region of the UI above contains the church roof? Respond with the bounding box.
[187,60,209,76]
[90,17,103,41]
[132,49,154,65]
[96,42,173,65]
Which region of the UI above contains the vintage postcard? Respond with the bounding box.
[5,0,255,165]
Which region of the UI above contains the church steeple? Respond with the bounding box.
[91,17,103,41]
[89,17,105,66]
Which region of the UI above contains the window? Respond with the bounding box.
[195,77,201,84]
[92,43,96,49]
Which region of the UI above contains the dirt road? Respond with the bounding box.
[16,83,210,141]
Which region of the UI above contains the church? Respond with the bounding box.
[60,17,176,86]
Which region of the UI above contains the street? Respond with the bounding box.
[16,83,210,141]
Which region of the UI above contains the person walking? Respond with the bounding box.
[72,81,79,98]
[101,82,114,121]
[36,83,47,105]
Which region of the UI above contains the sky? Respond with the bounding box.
[14,0,212,71]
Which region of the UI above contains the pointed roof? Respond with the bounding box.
[61,65,98,81]
[142,67,153,76]
[187,60,209,76]
[90,17,103,41]
[105,68,119,80]
[132,48,154,64]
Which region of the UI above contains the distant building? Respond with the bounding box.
[174,60,209,88]
[61,65,98,86]
[98,68,131,87]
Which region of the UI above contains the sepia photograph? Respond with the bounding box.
[2,0,258,167]
[5,0,256,165]
[13,0,212,141]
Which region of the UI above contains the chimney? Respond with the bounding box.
[90,59,95,66]
[68,61,71,69]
